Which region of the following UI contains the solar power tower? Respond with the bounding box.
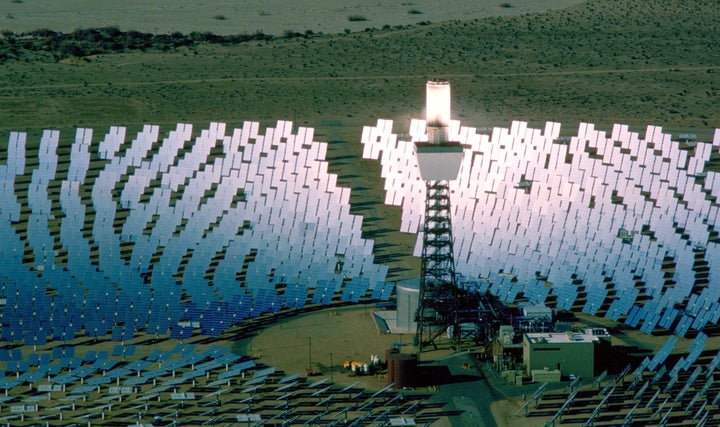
[414,80,466,352]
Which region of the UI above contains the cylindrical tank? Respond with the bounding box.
[386,348,399,385]
[386,347,399,364]
[396,279,420,332]
[394,353,418,389]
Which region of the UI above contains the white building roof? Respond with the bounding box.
[526,332,599,344]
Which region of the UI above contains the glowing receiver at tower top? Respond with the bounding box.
[415,80,463,181]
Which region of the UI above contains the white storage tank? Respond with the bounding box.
[396,278,420,332]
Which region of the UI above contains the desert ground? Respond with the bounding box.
[1,0,719,426]
[1,0,718,143]
[1,0,587,36]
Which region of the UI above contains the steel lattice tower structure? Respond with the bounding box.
[416,179,461,351]
[414,80,465,352]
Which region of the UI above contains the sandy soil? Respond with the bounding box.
[491,398,545,427]
[1,0,586,35]
[236,305,414,390]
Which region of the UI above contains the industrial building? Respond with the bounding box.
[519,303,553,322]
[522,330,611,381]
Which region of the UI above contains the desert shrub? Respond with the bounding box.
[187,31,220,44]
[347,15,367,22]
[283,29,303,39]
[0,36,19,61]
[500,2,512,7]
[212,14,227,20]
[0,27,274,62]
[122,30,153,50]
[407,9,423,15]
